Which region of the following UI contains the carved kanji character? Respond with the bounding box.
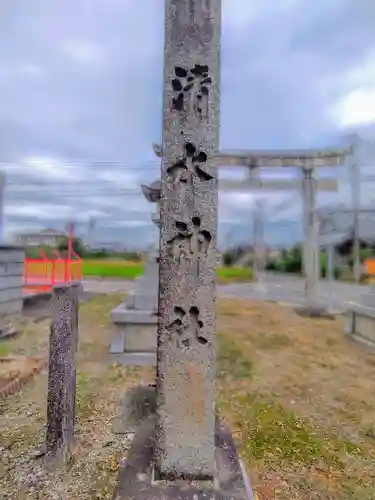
[167,142,212,185]
[171,64,212,119]
[167,217,211,264]
[168,306,207,348]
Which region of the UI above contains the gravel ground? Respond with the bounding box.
[0,293,154,499]
[1,292,375,499]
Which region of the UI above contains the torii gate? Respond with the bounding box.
[153,144,351,312]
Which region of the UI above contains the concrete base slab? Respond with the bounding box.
[112,415,252,500]
[294,305,335,319]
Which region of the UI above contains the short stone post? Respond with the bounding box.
[45,283,79,463]
[70,282,81,424]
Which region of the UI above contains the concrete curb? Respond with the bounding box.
[0,357,47,400]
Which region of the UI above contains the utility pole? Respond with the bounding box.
[253,198,266,285]
[301,164,319,309]
[347,133,361,283]
[0,172,5,242]
[87,217,96,249]
[325,242,335,311]
[351,160,361,283]
[65,221,75,261]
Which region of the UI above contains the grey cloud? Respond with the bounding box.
[0,0,374,246]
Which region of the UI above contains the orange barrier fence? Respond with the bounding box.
[24,257,83,292]
[364,258,375,276]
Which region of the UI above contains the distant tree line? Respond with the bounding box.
[24,236,142,261]
[222,240,375,280]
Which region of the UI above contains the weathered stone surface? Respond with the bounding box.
[109,305,157,365]
[141,181,161,203]
[156,0,221,478]
[45,283,79,463]
[113,385,157,434]
[129,293,155,313]
[0,244,25,316]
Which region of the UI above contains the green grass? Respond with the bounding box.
[0,341,11,357]
[218,332,254,380]
[76,371,97,419]
[82,260,144,279]
[82,259,253,282]
[216,319,373,498]
[216,266,253,283]
[232,392,363,466]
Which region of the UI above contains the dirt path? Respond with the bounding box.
[1,294,375,499]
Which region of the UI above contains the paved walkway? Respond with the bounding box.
[81,275,373,312]
[82,279,134,294]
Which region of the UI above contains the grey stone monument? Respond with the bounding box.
[112,1,252,498]
[109,181,161,366]
[45,283,80,465]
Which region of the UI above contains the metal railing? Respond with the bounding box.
[24,252,82,292]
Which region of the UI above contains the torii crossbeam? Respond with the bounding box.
[154,143,352,314]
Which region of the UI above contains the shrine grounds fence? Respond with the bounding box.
[24,256,83,292]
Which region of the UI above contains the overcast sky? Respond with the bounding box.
[0,0,375,248]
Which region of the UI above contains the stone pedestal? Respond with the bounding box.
[0,244,24,315]
[109,259,158,366]
[109,182,160,366]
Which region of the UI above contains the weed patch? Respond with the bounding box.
[0,341,11,357]
[250,331,292,350]
[218,333,253,380]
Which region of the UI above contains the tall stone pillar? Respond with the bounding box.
[111,2,252,498]
[155,0,221,479]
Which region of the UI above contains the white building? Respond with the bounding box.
[13,228,65,247]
